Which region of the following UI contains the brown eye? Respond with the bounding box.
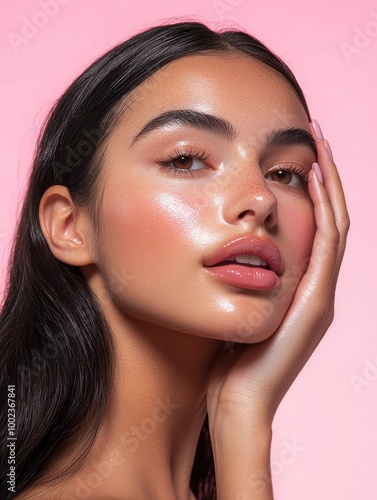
[270,169,292,184]
[158,149,210,175]
[172,156,194,169]
[265,165,307,188]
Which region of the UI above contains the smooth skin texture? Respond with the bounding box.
[24,54,349,499]
[88,54,317,345]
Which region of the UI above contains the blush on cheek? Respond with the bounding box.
[97,189,203,292]
[286,203,316,275]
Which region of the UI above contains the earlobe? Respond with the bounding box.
[39,185,95,266]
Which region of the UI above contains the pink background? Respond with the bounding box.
[1,1,376,498]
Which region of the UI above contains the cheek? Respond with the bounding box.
[279,195,316,277]
[95,182,212,294]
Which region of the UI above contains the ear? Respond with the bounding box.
[39,185,95,266]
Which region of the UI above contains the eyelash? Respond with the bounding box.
[156,149,309,188]
[266,164,309,190]
[157,148,210,177]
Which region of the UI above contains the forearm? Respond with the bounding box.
[212,412,274,500]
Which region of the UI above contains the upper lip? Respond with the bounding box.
[203,235,284,276]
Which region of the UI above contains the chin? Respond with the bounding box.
[215,326,278,345]
[204,303,288,345]
[179,309,285,346]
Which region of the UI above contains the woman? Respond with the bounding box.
[0,21,349,499]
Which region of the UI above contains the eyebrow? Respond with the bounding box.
[131,109,236,145]
[131,109,317,156]
[266,127,317,156]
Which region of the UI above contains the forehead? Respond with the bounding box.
[120,53,309,139]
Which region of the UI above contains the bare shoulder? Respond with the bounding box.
[17,482,197,499]
[15,483,134,500]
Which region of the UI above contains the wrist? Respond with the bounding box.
[211,409,273,457]
[209,400,274,441]
[210,410,274,500]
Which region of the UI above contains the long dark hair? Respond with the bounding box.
[0,21,310,499]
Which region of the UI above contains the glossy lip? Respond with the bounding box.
[202,235,284,276]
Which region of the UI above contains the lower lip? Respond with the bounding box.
[204,264,280,290]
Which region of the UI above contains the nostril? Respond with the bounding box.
[265,212,276,227]
[238,209,256,219]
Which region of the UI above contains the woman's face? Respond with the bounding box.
[87,53,316,343]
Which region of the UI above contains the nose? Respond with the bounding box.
[221,163,278,231]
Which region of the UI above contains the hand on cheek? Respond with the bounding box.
[207,119,349,443]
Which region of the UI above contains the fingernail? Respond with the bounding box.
[324,139,333,160]
[311,119,324,140]
[313,162,323,183]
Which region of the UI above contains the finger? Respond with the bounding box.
[266,166,341,365]
[272,141,347,364]
[309,121,350,292]
[297,164,339,306]
[310,121,350,247]
[317,141,350,262]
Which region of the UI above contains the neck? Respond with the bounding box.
[68,314,223,499]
